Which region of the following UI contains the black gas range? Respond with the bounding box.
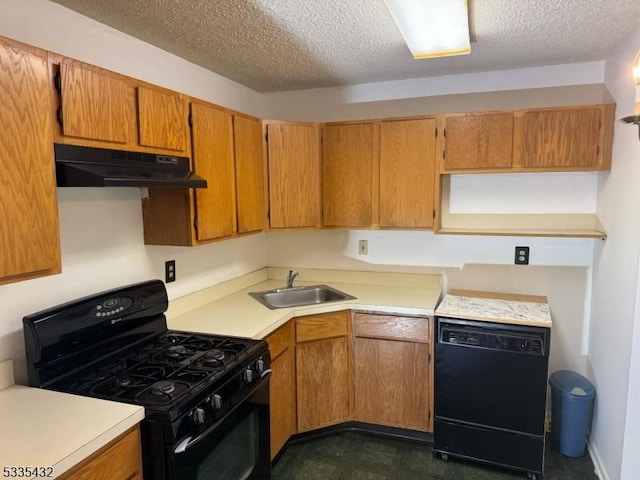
[23,280,272,480]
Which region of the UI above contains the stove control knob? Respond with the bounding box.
[256,358,265,374]
[191,407,206,425]
[243,368,254,383]
[210,394,223,410]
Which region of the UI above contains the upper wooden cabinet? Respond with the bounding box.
[380,118,436,228]
[440,105,614,173]
[142,103,265,246]
[138,86,188,152]
[442,112,514,171]
[52,56,190,157]
[191,101,236,242]
[59,62,131,144]
[322,123,374,227]
[514,106,612,170]
[0,37,61,285]
[234,115,266,234]
[266,122,321,229]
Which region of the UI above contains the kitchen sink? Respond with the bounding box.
[249,285,356,310]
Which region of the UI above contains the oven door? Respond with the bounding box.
[171,375,271,480]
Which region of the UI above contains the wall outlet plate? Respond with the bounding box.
[358,239,368,255]
[515,246,530,265]
[165,260,176,283]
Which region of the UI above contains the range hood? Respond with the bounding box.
[54,143,207,188]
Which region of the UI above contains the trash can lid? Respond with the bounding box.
[549,370,595,396]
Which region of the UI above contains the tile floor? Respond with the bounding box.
[271,431,598,480]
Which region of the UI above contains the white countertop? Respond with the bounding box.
[0,384,144,479]
[168,269,442,339]
[435,290,552,328]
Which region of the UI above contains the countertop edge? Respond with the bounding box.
[53,408,145,478]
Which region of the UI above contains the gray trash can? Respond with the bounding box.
[549,370,595,457]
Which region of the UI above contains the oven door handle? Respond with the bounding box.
[173,371,272,455]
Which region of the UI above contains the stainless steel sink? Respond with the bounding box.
[249,285,356,310]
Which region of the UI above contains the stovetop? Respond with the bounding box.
[49,331,263,410]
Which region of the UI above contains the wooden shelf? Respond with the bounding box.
[435,176,607,239]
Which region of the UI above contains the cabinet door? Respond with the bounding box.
[516,107,601,169]
[191,103,236,241]
[269,346,296,459]
[296,336,349,431]
[380,118,436,228]
[267,123,321,229]
[234,115,266,234]
[322,123,373,227]
[0,39,61,284]
[138,86,188,152]
[59,62,131,144]
[443,112,513,170]
[354,338,430,431]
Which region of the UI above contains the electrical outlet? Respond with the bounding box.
[165,260,176,283]
[358,240,368,255]
[515,246,530,265]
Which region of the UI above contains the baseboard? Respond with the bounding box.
[588,440,611,480]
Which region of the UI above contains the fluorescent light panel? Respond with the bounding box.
[384,0,471,59]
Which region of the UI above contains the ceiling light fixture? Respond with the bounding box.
[618,49,640,140]
[384,0,471,59]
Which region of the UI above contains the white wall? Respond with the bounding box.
[590,27,640,480]
[0,0,268,384]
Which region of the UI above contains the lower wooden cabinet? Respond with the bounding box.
[266,323,297,460]
[353,312,434,432]
[295,311,350,432]
[58,426,142,480]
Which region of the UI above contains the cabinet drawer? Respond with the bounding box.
[354,313,430,343]
[266,323,292,359]
[296,311,348,343]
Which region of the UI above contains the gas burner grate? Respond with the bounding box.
[136,380,190,406]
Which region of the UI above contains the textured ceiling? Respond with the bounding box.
[50,0,640,92]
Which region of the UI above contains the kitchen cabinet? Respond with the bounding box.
[296,311,350,432]
[322,122,375,227]
[353,312,433,432]
[57,426,142,480]
[380,118,437,228]
[234,115,266,234]
[266,323,297,459]
[266,122,321,229]
[441,112,514,171]
[514,105,613,170]
[191,101,236,241]
[51,55,191,157]
[0,36,61,285]
[142,103,265,246]
[439,105,613,173]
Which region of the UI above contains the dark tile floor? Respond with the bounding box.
[271,431,598,480]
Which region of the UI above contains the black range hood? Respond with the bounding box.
[54,143,207,188]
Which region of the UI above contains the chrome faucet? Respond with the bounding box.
[286,270,300,288]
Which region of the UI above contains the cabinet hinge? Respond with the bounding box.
[54,72,62,94]
[267,209,270,221]
[442,149,446,160]
[188,113,193,128]
[433,209,436,219]
[194,217,198,230]
[265,131,269,142]
[443,128,446,138]
[56,106,64,126]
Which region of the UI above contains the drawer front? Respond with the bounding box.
[266,323,293,359]
[296,311,348,343]
[354,313,430,343]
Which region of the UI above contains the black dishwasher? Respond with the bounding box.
[434,316,550,480]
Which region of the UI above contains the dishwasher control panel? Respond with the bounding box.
[438,320,547,356]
